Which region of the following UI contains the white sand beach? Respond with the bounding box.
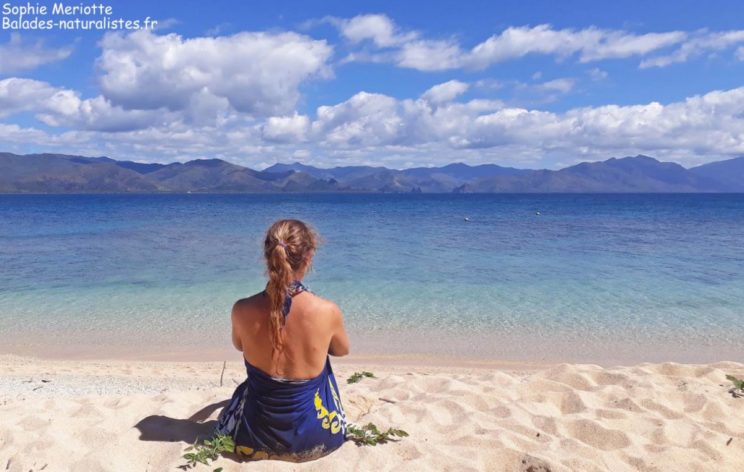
[1,355,743,471]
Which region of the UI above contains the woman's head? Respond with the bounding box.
[263,219,318,351]
[264,219,318,279]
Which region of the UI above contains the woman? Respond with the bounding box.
[215,219,350,461]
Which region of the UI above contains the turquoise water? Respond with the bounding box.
[1,194,743,363]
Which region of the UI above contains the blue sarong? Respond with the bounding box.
[215,357,347,460]
[215,282,347,460]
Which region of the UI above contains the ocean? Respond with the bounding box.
[1,193,742,364]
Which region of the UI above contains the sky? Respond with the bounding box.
[0,0,743,169]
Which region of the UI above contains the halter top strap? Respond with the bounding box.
[281,280,308,318]
[260,280,309,318]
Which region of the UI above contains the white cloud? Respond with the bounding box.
[4,83,743,168]
[327,14,464,71]
[0,78,58,117]
[96,29,333,117]
[495,78,577,105]
[473,79,504,90]
[577,29,685,61]
[331,16,687,71]
[37,94,163,132]
[312,92,404,146]
[333,14,417,47]
[640,29,744,68]
[0,29,336,134]
[534,78,575,94]
[397,39,464,71]
[467,25,684,68]
[303,85,744,167]
[381,20,744,71]
[304,92,516,149]
[588,68,608,81]
[325,15,744,71]
[0,78,163,132]
[0,122,52,143]
[421,80,469,103]
[292,149,311,159]
[262,113,310,142]
[0,33,73,74]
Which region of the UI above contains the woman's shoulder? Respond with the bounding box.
[303,292,342,316]
[232,292,267,313]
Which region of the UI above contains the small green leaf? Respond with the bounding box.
[180,434,235,469]
[726,374,744,390]
[347,371,376,384]
[346,421,409,446]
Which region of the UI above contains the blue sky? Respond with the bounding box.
[1,0,743,169]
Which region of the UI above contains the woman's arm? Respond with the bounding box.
[328,303,350,357]
[231,302,243,352]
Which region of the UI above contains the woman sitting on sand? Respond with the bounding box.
[215,219,350,460]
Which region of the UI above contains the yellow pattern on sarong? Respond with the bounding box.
[314,389,343,434]
[235,445,254,456]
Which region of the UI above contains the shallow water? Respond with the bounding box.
[1,193,743,363]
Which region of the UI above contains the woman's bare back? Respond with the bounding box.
[231,289,349,379]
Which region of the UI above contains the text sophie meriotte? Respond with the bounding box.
[3,2,114,16]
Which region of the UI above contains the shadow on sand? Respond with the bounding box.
[134,400,229,444]
[134,400,330,466]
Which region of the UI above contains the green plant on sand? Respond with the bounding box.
[726,374,744,398]
[347,371,376,384]
[346,422,409,446]
[182,434,235,470]
[182,423,408,465]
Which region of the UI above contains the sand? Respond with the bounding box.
[1,354,743,472]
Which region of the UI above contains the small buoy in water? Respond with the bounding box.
[464,217,471,222]
[535,211,541,216]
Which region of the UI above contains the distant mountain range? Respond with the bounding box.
[1,152,742,193]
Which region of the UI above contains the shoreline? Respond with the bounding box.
[2,346,740,368]
[2,326,740,367]
[5,345,742,369]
